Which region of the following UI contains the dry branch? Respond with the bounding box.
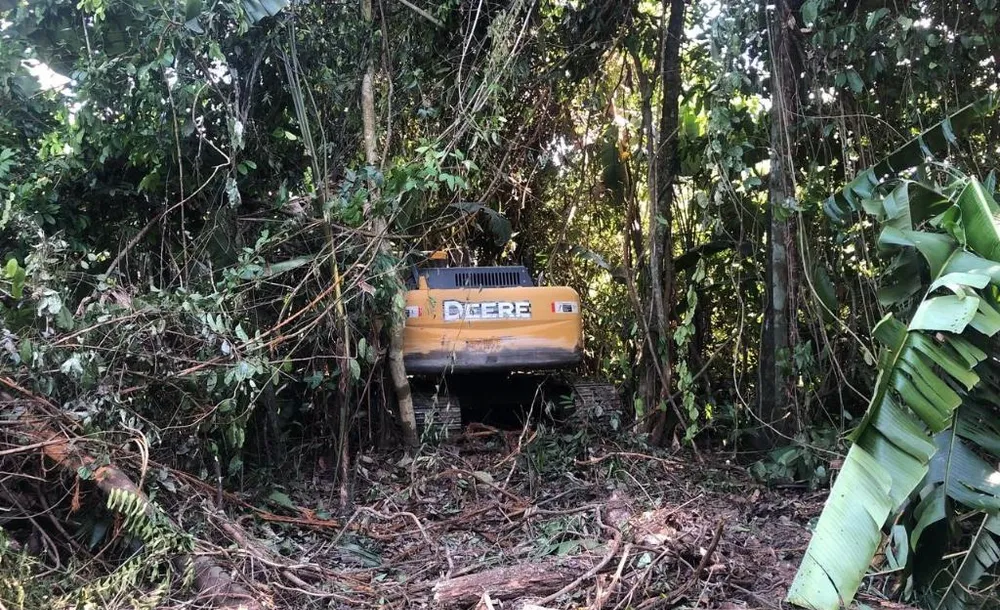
[536,520,622,605]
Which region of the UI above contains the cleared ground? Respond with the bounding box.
[221,422,831,610]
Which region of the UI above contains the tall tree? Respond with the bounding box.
[641,0,688,445]
[758,0,800,446]
[359,0,419,449]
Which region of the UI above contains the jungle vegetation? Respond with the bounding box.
[1,0,1000,608]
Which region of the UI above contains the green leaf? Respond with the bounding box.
[846,69,864,94]
[792,168,1000,610]
[801,0,819,24]
[927,431,1000,513]
[448,202,512,247]
[865,7,890,30]
[260,257,311,277]
[789,308,983,609]
[822,95,1000,223]
[941,117,957,144]
[267,490,296,510]
[241,0,289,22]
[184,18,205,34]
[338,541,382,567]
[928,272,991,293]
[18,339,32,365]
[970,298,1000,336]
[787,445,893,609]
[184,0,203,21]
[909,295,979,334]
[885,525,909,569]
[809,264,838,321]
[10,261,28,297]
[941,514,1000,610]
[956,178,1000,262]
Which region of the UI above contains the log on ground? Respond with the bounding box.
[432,557,595,607]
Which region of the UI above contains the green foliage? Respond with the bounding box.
[750,427,840,490]
[789,170,1000,610]
[524,425,592,479]
[0,530,44,610]
[78,488,195,605]
[675,260,704,439]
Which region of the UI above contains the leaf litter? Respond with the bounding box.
[203,422,831,610]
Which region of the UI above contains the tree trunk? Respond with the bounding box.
[759,0,799,447]
[361,0,419,449]
[642,0,686,445]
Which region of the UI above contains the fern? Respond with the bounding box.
[53,489,195,609]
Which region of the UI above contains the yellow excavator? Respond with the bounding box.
[401,250,619,436]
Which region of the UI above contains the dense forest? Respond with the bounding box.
[2,0,1000,608]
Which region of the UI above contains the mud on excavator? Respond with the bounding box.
[401,250,620,438]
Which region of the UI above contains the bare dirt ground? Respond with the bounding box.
[219,422,829,610]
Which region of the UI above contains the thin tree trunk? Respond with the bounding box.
[280,20,355,488]
[759,0,799,447]
[361,0,419,449]
[643,0,686,446]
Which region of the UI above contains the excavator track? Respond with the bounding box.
[570,380,622,417]
[409,376,623,440]
[551,378,623,431]
[412,389,463,441]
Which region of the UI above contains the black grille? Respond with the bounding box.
[417,266,533,289]
[454,269,521,288]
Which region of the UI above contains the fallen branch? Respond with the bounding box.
[0,437,69,457]
[574,452,682,467]
[685,518,726,592]
[536,512,622,605]
[591,542,631,610]
[639,518,726,609]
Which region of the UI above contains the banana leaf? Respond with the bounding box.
[939,514,1000,610]
[824,94,1000,225]
[788,174,1000,610]
[787,305,986,609]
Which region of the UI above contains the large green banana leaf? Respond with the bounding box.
[788,178,1000,610]
[824,94,999,224]
[913,426,1000,546]
[910,400,1000,610]
[864,181,1000,308]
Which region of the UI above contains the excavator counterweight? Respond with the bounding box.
[402,265,583,374]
